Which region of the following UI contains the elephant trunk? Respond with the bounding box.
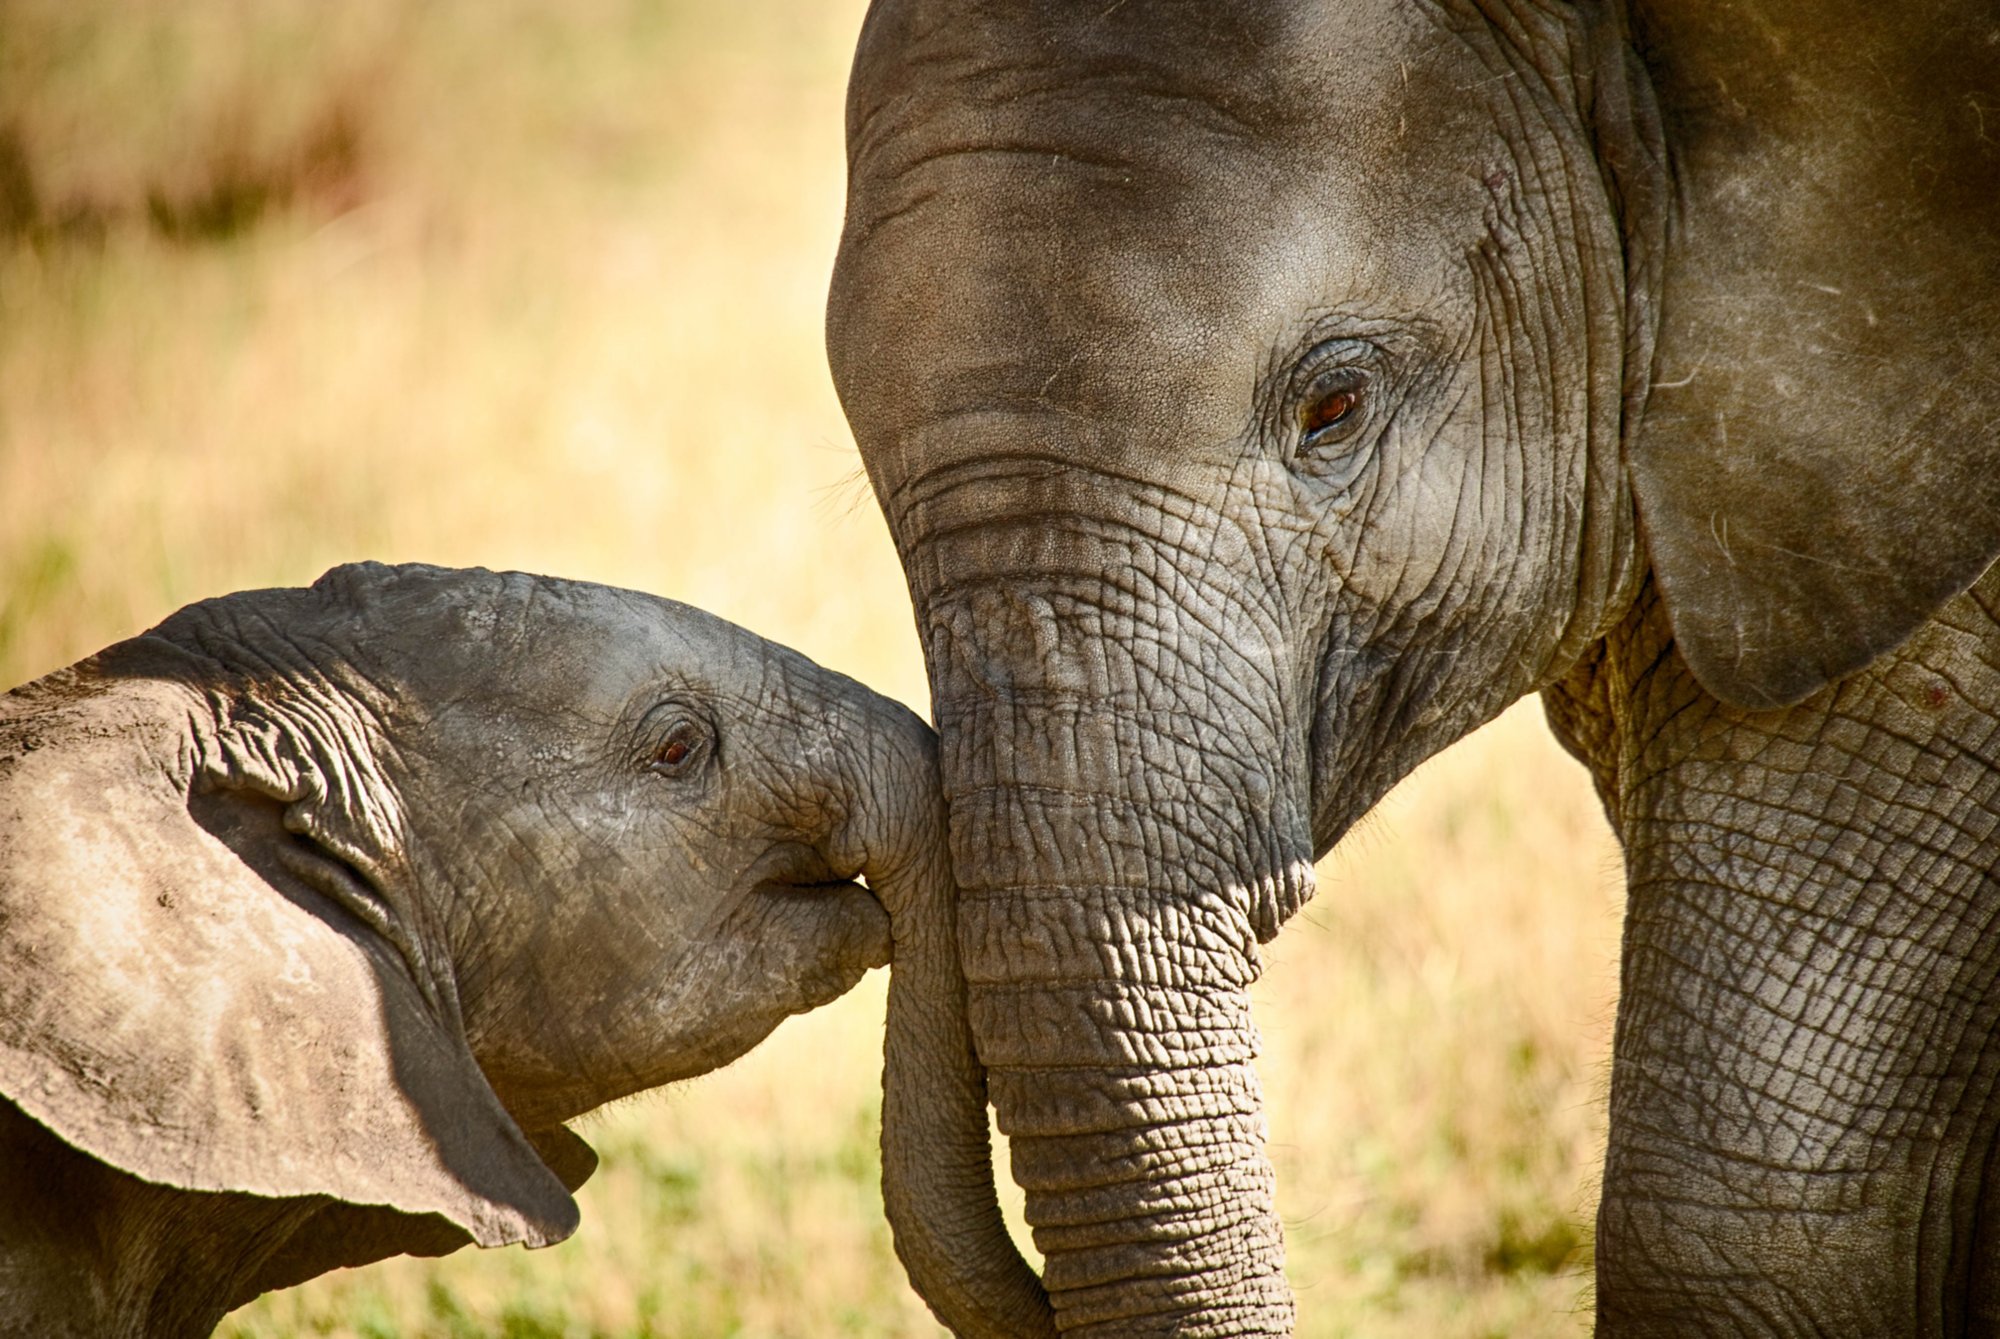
[925,597,1305,1336]
[838,701,1054,1339]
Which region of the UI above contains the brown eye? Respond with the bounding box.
[1302,390,1358,434]
[1296,366,1370,453]
[647,720,707,777]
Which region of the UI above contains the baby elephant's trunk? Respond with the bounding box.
[825,693,1054,1339]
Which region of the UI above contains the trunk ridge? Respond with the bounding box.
[918,582,1306,1333]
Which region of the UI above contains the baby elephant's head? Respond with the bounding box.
[276,564,930,1125]
[0,563,1045,1337]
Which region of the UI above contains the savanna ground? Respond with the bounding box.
[0,3,1624,1334]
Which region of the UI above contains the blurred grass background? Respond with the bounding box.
[0,2,1623,1334]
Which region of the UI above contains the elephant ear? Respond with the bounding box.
[0,641,579,1250]
[1624,0,2000,708]
[230,1126,600,1308]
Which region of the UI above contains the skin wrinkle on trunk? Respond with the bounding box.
[864,418,1497,1336]
[847,700,1058,1339]
[830,6,1647,1329]
[1548,573,2000,1336]
[921,564,1311,1333]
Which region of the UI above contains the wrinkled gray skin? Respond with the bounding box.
[0,562,1047,1338]
[828,1,2000,1333]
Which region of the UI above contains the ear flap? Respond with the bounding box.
[230,1125,599,1308]
[1624,0,2000,708]
[0,646,578,1249]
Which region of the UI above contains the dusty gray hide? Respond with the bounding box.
[0,562,1045,1338]
[827,0,2000,1332]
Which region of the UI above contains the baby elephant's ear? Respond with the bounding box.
[0,643,577,1250]
[232,1127,600,1308]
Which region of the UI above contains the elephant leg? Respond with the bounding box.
[1601,855,2000,1334]
[1573,583,2000,1335]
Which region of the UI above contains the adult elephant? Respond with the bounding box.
[826,0,2000,1334]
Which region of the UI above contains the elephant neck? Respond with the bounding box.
[0,1095,323,1336]
[1551,569,2000,907]
[1550,570,2000,1326]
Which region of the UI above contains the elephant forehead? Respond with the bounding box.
[356,577,764,721]
[393,581,905,794]
[844,0,1502,243]
[848,0,1435,154]
[835,0,1497,445]
[501,589,865,741]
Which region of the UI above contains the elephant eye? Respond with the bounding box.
[646,717,710,778]
[1295,366,1370,455]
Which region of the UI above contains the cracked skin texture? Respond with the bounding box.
[1546,570,2000,1336]
[0,562,1045,1338]
[828,0,2000,1331]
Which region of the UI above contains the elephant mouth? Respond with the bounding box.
[751,875,870,900]
[749,843,870,903]
[745,844,885,963]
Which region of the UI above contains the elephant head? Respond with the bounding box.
[0,562,1046,1336]
[828,0,2000,1331]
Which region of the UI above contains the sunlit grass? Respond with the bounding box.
[1266,703,1621,1337]
[3,4,1617,1334]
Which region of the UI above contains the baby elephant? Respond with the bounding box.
[0,563,1047,1338]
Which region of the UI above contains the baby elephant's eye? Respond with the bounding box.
[647,718,709,778]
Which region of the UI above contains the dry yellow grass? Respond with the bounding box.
[0,3,1622,1334]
